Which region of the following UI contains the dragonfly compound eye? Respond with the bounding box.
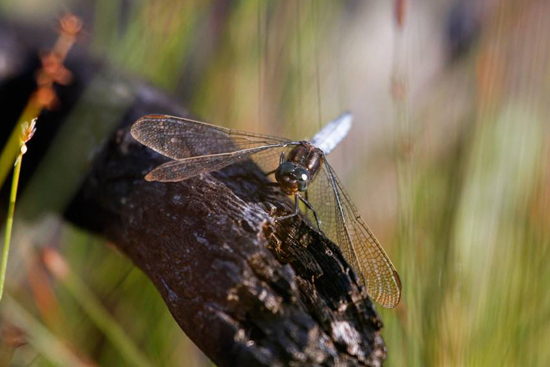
[293,167,310,191]
[275,162,301,194]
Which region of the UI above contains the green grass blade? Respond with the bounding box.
[0,152,23,302]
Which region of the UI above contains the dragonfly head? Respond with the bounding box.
[275,162,311,195]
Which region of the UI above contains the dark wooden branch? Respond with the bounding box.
[2,18,388,366]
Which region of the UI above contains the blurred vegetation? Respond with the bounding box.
[0,0,549,366]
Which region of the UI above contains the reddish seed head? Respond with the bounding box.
[38,52,73,86]
[58,13,83,36]
[34,86,58,110]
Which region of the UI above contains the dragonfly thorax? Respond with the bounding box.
[275,143,324,195]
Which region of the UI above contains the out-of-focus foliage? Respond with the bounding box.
[0,0,549,366]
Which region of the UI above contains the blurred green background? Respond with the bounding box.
[1,0,549,366]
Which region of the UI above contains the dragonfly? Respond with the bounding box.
[130,113,402,308]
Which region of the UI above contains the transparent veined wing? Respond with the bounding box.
[305,160,401,308]
[131,115,297,181]
[145,145,287,182]
[131,114,292,158]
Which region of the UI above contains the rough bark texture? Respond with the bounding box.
[1,18,388,367]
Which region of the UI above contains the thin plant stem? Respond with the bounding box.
[0,150,23,302]
[0,118,35,303]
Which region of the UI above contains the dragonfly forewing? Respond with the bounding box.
[131,115,291,159]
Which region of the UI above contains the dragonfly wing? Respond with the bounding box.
[131,114,291,160]
[145,144,289,182]
[306,161,401,308]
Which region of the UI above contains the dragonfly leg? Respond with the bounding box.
[264,169,277,176]
[297,193,321,230]
[275,194,300,221]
